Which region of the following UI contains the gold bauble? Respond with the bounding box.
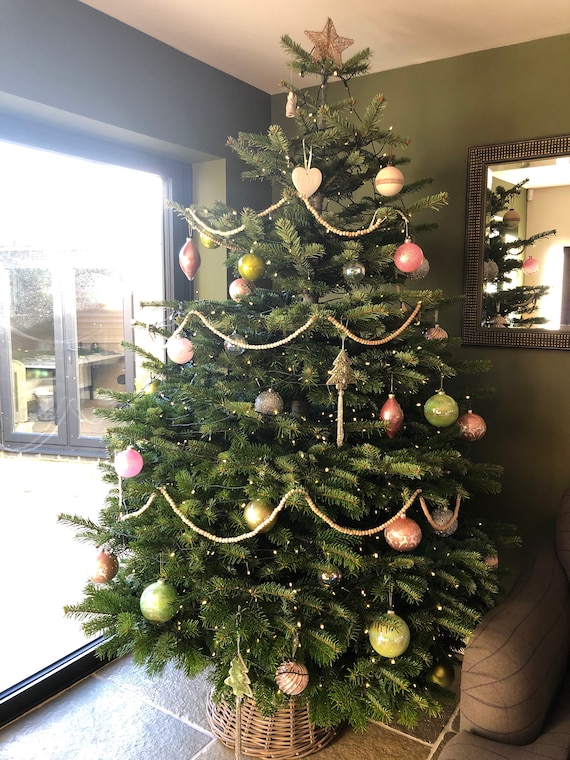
[200,232,220,249]
[426,660,455,688]
[243,498,277,533]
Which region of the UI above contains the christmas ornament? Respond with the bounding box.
[292,166,322,198]
[139,579,179,623]
[502,208,521,228]
[522,256,540,275]
[224,333,245,354]
[166,335,195,364]
[489,313,508,328]
[485,554,499,568]
[384,516,422,552]
[425,324,448,340]
[326,345,355,447]
[342,261,366,284]
[254,389,284,415]
[243,498,277,532]
[424,391,459,427]
[89,550,119,583]
[199,231,220,249]
[238,252,266,282]
[229,277,256,302]
[290,398,309,417]
[374,165,404,197]
[407,257,430,280]
[483,260,499,280]
[426,660,455,688]
[304,18,354,66]
[432,507,459,536]
[368,611,411,658]
[379,394,404,439]
[275,661,310,695]
[318,567,342,589]
[178,237,201,281]
[114,446,144,478]
[457,411,487,441]
[285,90,297,118]
[394,239,424,273]
[224,652,253,698]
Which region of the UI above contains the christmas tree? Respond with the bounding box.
[483,180,556,327]
[61,20,518,733]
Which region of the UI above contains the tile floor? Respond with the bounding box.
[0,655,459,760]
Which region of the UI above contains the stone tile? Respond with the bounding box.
[95,655,213,731]
[0,674,212,760]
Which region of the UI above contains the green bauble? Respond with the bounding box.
[426,660,455,688]
[244,498,277,533]
[368,610,410,658]
[200,232,220,249]
[140,579,179,623]
[238,252,266,282]
[423,391,459,427]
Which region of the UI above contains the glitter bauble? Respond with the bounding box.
[166,335,194,364]
[394,239,424,273]
[89,550,119,583]
[254,389,284,415]
[343,261,366,284]
[424,391,459,428]
[318,567,342,588]
[426,660,455,688]
[229,278,256,302]
[502,208,520,228]
[522,256,540,275]
[457,411,487,441]
[178,238,201,281]
[114,447,144,478]
[368,611,410,658]
[379,394,404,439]
[199,232,220,249]
[384,517,422,552]
[407,257,430,280]
[424,324,448,340]
[432,507,459,536]
[243,498,277,532]
[140,580,179,623]
[275,661,309,695]
[238,252,266,282]
[374,165,404,197]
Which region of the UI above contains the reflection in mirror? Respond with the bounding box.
[462,135,570,349]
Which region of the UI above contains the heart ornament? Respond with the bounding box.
[292,166,322,198]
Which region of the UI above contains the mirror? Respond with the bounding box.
[462,134,570,349]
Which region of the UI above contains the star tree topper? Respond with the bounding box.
[305,18,354,67]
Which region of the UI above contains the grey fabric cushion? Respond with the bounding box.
[439,676,570,759]
[459,539,570,745]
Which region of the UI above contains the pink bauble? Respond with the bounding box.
[394,239,424,273]
[166,335,194,364]
[374,165,404,197]
[522,257,540,275]
[385,516,422,552]
[89,550,119,583]
[114,447,143,478]
[502,208,520,228]
[379,394,404,439]
[457,411,487,441]
[179,238,201,281]
[229,278,256,302]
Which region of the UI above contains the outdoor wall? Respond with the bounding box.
[273,34,570,541]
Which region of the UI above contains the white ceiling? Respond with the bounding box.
[79,0,570,95]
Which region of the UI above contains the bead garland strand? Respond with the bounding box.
[418,494,462,531]
[299,194,407,237]
[327,301,421,345]
[184,195,291,239]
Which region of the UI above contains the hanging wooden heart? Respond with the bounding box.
[292,166,322,198]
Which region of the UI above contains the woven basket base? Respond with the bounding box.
[206,693,338,759]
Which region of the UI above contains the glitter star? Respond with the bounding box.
[305,18,354,67]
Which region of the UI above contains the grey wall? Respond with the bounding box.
[273,34,570,541]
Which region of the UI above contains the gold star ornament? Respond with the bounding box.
[305,18,354,67]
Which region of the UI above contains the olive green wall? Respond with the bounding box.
[273,35,570,542]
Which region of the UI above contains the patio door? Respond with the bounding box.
[0,254,130,454]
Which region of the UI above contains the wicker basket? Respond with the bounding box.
[206,692,339,759]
